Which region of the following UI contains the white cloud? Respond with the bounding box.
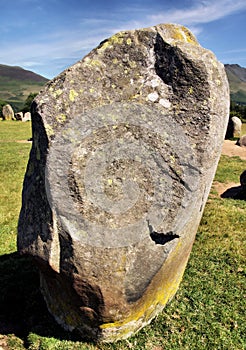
[148,0,246,26]
[1,0,246,77]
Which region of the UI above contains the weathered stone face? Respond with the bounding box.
[18,24,230,342]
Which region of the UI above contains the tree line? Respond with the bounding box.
[230,101,246,123]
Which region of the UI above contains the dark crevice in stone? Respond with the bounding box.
[147,220,179,245]
[154,32,209,101]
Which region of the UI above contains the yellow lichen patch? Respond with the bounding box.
[100,238,192,333]
[52,89,63,98]
[90,59,102,67]
[44,123,54,137]
[113,58,118,64]
[110,33,124,45]
[126,38,132,45]
[84,57,103,67]
[97,33,125,53]
[69,89,78,102]
[210,58,218,68]
[56,114,67,123]
[181,26,198,45]
[129,61,137,69]
[188,86,193,94]
[107,179,113,185]
[163,24,198,45]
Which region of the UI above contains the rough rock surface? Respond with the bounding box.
[2,104,14,120]
[238,134,246,147]
[18,24,230,342]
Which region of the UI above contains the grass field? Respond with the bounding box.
[0,121,245,350]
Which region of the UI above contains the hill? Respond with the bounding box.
[0,64,48,111]
[225,64,246,105]
[1,63,246,111]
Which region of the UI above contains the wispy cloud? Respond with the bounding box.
[98,0,246,44]
[221,48,246,54]
[148,0,246,26]
[218,47,246,65]
[1,0,245,77]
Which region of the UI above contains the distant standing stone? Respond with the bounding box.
[231,116,242,137]
[18,23,230,342]
[2,104,14,120]
[22,112,31,122]
[15,112,23,121]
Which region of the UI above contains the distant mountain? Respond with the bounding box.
[0,64,48,111]
[225,64,246,105]
[1,63,246,111]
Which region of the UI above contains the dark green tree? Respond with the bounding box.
[22,93,38,113]
[230,101,246,123]
[0,99,8,118]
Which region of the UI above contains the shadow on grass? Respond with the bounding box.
[0,252,80,345]
[221,185,246,200]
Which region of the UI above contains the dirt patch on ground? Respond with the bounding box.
[212,181,240,197]
[15,140,32,143]
[212,140,246,197]
[222,140,246,160]
[0,140,32,143]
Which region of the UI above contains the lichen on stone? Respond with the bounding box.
[69,89,79,102]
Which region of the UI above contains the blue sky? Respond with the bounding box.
[0,0,246,79]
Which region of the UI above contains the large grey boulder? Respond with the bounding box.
[18,23,230,342]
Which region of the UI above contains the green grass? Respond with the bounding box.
[241,123,246,135]
[0,122,245,350]
[0,121,31,254]
[214,155,245,183]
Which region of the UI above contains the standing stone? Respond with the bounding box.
[2,104,14,120]
[22,112,31,122]
[18,24,230,342]
[226,116,242,139]
[231,116,242,137]
[15,112,23,121]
